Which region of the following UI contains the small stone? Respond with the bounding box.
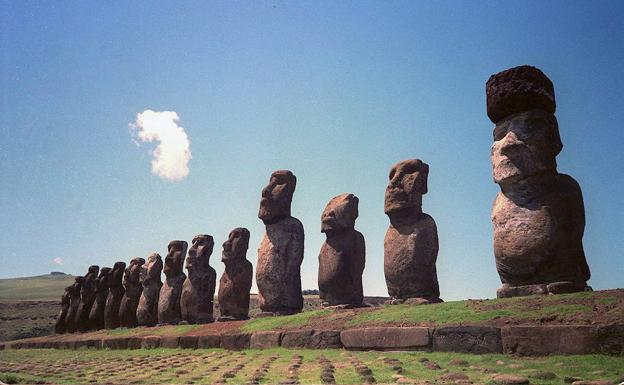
[508,363,524,369]
[528,371,556,380]
[450,359,469,367]
[425,361,441,370]
[496,360,505,366]
[440,373,470,381]
[565,377,583,383]
[491,374,530,385]
[571,381,614,385]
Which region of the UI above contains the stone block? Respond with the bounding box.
[179,336,198,349]
[127,337,143,349]
[102,337,129,350]
[341,327,431,350]
[496,284,548,298]
[433,326,502,353]
[250,331,282,349]
[160,336,180,349]
[597,324,624,355]
[221,333,251,350]
[501,325,600,355]
[141,336,161,349]
[197,335,221,349]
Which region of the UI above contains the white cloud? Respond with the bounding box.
[53,257,64,265]
[130,110,192,181]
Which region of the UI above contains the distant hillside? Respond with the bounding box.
[0,273,74,301]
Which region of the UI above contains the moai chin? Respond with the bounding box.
[487,65,591,298]
[64,276,84,333]
[158,240,187,325]
[218,228,253,321]
[55,286,72,334]
[104,261,126,329]
[384,159,441,303]
[256,170,304,315]
[181,235,217,324]
[75,265,99,332]
[137,253,163,327]
[88,267,111,330]
[318,193,365,307]
[119,257,145,328]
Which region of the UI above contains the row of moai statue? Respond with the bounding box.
[55,65,592,333]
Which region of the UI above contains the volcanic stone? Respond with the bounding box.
[104,261,126,329]
[75,265,99,332]
[65,276,84,333]
[159,240,187,325]
[119,257,145,328]
[55,286,72,334]
[137,253,163,327]
[218,228,253,320]
[181,234,216,324]
[88,267,111,331]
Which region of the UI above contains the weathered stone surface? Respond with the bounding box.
[54,286,72,334]
[158,240,187,325]
[136,253,163,327]
[160,336,180,349]
[218,228,253,320]
[197,334,221,348]
[341,327,430,350]
[221,332,251,350]
[88,267,111,331]
[497,284,548,298]
[433,326,502,353]
[571,381,615,385]
[75,265,99,332]
[178,335,199,349]
[250,331,282,349]
[491,374,530,385]
[488,66,590,298]
[141,336,161,349]
[102,337,129,350]
[181,235,216,324]
[384,159,440,301]
[597,324,624,355]
[501,325,600,355]
[104,262,126,329]
[127,337,143,349]
[65,276,84,333]
[256,170,304,314]
[119,257,145,328]
[318,193,365,307]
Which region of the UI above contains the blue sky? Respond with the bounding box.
[1,1,622,300]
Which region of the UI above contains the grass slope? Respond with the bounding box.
[0,274,74,301]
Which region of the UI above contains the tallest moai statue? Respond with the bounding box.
[487,65,591,298]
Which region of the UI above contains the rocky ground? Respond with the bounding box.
[1,347,623,385]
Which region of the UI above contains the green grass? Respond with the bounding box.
[241,309,331,332]
[0,274,74,301]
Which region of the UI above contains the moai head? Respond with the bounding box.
[321,193,359,233]
[487,66,562,186]
[123,257,145,287]
[164,240,187,278]
[258,170,297,224]
[140,253,163,285]
[97,267,111,291]
[87,265,99,277]
[108,262,126,288]
[71,276,84,296]
[384,159,429,216]
[62,286,72,304]
[222,228,250,262]
[186,235,214,273]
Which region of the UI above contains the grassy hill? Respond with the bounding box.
[0,273,74,301]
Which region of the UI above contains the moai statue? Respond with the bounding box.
[486,65,591,298]
[318,193,366,307]
[88,267,111,330]
[54,286,72,334]
[137,253,163,327]
[64,277,84,333]
[119,257,145,328]
[384,159,441,304]
[256,170,304,315]
[218,228,253,320]
[181,235,216,324]
[158,240,187,325]
[104,261,126,329]
[75,265,99,332]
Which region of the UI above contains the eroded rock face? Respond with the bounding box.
[64,277,84,333]
[256,170,304,314]
[487,65,590,298]
[104,262,126,329]
[75,265,99,332]
[384,159,441,302]
[181,235,216,324]
[119,257,145,328]
[318,193,365,307]
[218,228,253,320]
[158,240,187,325]
[137,253,163,327]
[55,286,72,334]
[88,267,111,331]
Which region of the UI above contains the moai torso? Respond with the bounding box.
[137,254,163,327]
[487,66,590,297]
[181,235,216,324]
[119,258,145,328]
[64,277,83,333]
[218,228,253,320]
[158,240,187,325]
[256,170,304,314]
[88,267,111,331]
[104,262,126,329]
[76,265,99,332]
[318,193,366,307]
[383,159,441,302]
[55,286,72,334]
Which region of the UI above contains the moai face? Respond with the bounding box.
[321,193,359,233]
[124,258,145,287]
[384,159,429,215]
[109,262,126,287]
[491,110,562,184]
[140,253,163,284]
[71,277,84,295]
[87,265,99,277]
[222,228,250,262]
[97,267,111,291]
[164,240,188,277]
[186,235,214,273]
[258,170,297,224]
